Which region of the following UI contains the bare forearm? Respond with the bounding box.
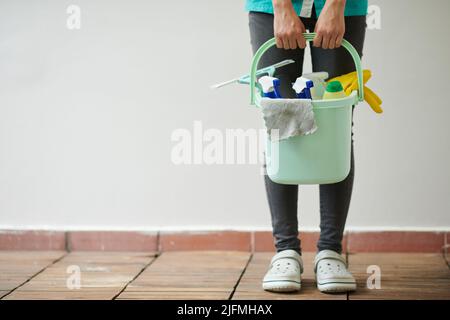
[326,0,346,6]
[272,0,295,13]
[323,0,346,13]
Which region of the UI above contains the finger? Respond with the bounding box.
[282,37,290,50]
[275,36,283,49]
[288,36,297,49]
[313,32,322,47]
[296,33,306,49]
[296,37,305,49]
[328,35,337,49]
[335,34,343,48]
[321,34,330,49]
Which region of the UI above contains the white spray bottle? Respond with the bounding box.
[258,76,282,98]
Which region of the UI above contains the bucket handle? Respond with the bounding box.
[250,33,364,105]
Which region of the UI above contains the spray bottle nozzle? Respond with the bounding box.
[292,77,314,99]
[258,76,282,98]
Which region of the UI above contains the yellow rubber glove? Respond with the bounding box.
[328,70,383,114]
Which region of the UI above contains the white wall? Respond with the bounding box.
[1,0,449,231]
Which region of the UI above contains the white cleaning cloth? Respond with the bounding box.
[260,98,317,141]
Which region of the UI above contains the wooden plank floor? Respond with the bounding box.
[0,251,66,298]
[445,250,450,266]
[3,252,156,300]
[117,251,251,300]
[348,253,450,300]
[0,251,449,300]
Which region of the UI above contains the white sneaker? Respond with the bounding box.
[314,249,356,293]
[262,249,303,292]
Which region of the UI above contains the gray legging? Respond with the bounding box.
[248,11,366,255]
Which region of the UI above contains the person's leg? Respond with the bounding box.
[248,12,305,254]
[310,16,367,254]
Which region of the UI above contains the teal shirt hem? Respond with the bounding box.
[245,0,368,17]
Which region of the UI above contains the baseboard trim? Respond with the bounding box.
[0,230,447,253]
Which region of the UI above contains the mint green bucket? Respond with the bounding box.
[250,33,364,185]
